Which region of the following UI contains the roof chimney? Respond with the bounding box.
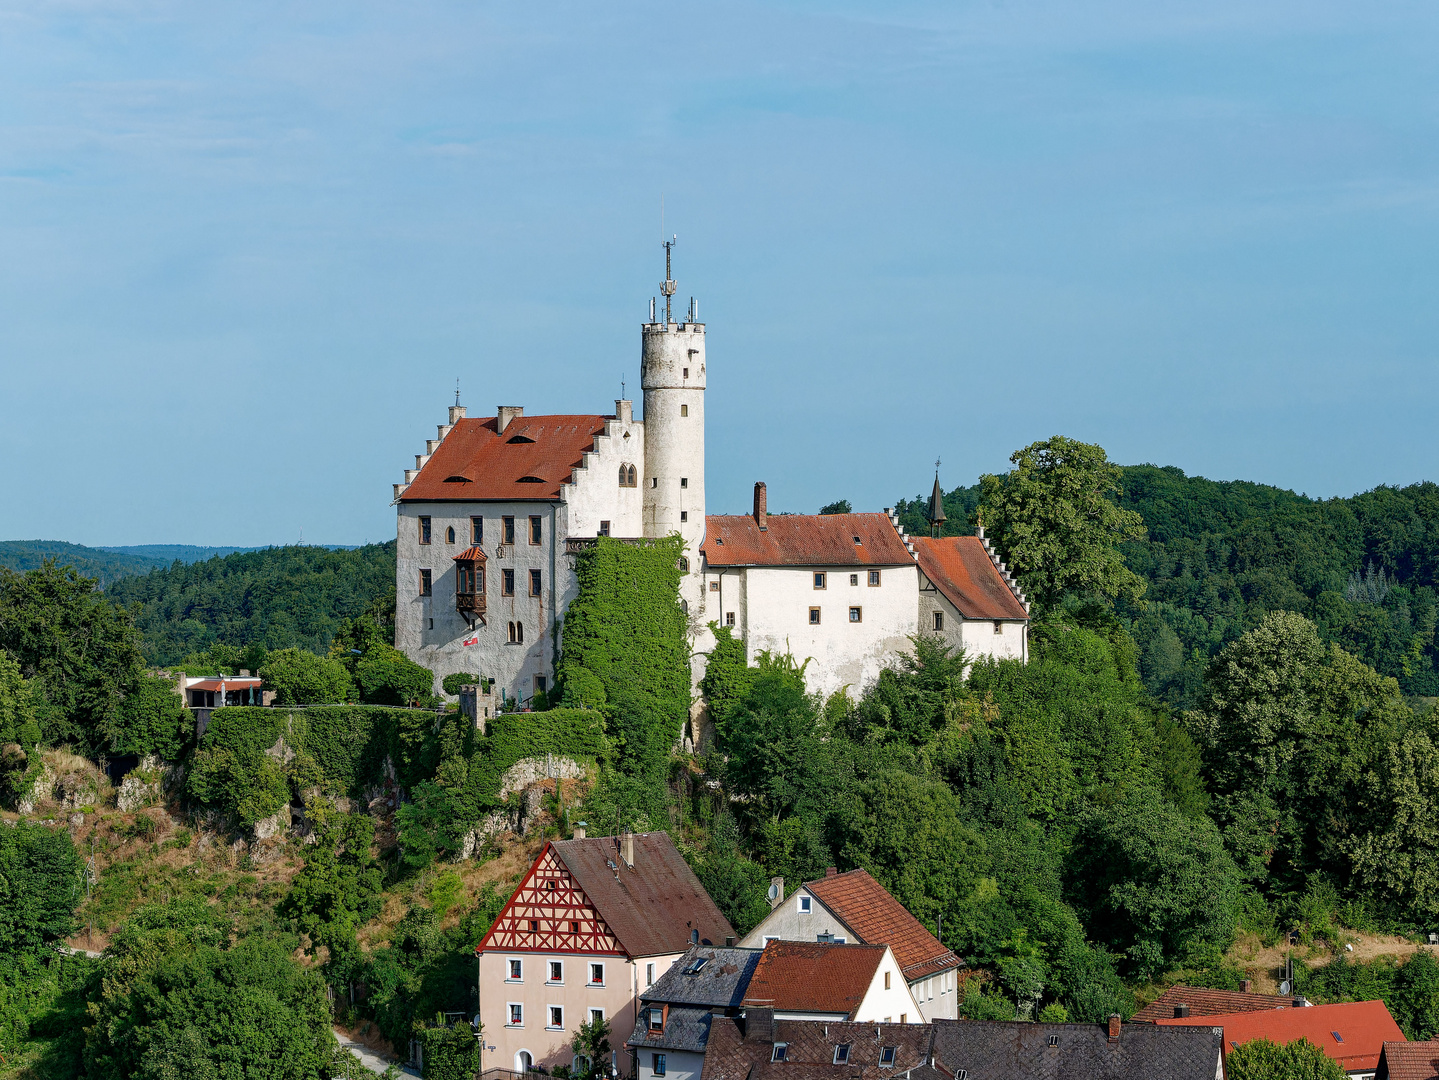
[498,405,524,434]
[826,866,838,878]
[1239,979,1252,993]
[573,821,587,840]
[754,482,768,531]
[621,830,635,868]
[1107,1015,1121,1043]
[726,936,736,947]
[1174,1004,1190,1018]
[615,400,633,424]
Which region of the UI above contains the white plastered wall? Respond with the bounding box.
[851,946,923,1023]
[917,583,1028,666]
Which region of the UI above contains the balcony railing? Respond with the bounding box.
[456,593,487,613]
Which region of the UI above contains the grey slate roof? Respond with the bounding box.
[629,1006,717,1054]
[929,1018,1224,1080]
[646,946,764,1008]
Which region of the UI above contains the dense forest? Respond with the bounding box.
[5,442,1439,1078]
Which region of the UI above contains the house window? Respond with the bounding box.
[652,1054,667,1077]
[530,569,542,596]
[1047,1035,1059,1047]
[503,516,516,544]
[994,620,1004,634]
[534,675,547,695]
[549,1006,564,1030]
[809,607,821,625]
[549,961,563,983]
[679,557,689,572]
[850,574,859,586]
[649,1008,664,1032]
[514,622,525,644]
[680,511,688,522]
[933,611,944,632]
[709,581,719,592]
[798,895,811,913]
[620,464,638,487]
[419,516,432,545]
[900,1013,907,1024]
[530,516,543,544]
[590,1009,604,1025]
[680,404,688,417]
[849,606,862,623]
[652,477,658,488]
[880,1047,896,1066]
[682,367,689,378]
[646,962,655,987]
[508,1003,523,1026]
[589,963,605,986]
[419,569,432,596]
[884,971,891,989]
[599,520,611,537]
[834,1045,851,1065]
[503,570,516,596]
[814,572,826,589]
[869,570,881,586]
[529,920,539,932]
[571,921,580,933]
[726,612,735,626]
[509,959,523,980]
[446,525,455,544]
[771,1045,787,1063]
[471,516,483,544]
[680,477,688,488]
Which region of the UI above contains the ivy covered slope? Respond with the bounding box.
[105,542,397,665]
[897,462,1439,706]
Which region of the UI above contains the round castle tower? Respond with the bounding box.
[641,241,706,619]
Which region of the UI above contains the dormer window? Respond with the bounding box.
[517,475,546,484]
[507,434,536,444]
[444,475,472,483]
[879,1047,896,1066]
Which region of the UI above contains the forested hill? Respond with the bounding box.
[104,541,397,664]
[897,468,1439,706]
[0,540,170,584]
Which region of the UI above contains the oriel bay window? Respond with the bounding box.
[453,547,486,627]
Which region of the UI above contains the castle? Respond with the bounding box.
[392,249,1029,712]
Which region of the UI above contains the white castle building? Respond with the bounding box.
[392,250,1029,711]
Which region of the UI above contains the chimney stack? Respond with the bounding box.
[498,405,524,434]
[726,936,736,947]
[621,830,635,867]
[1174,1004,1190,1018]
[754,482,768,531]
[1239,979,1252,993]
[1107,1015,1121,1043]
[615,400,633,424]
[573,821,587,840]
[826,866,838,878]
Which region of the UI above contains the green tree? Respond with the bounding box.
[281,813,384,946]
[1346,730,1439,921]
[259,648,354,705]
[1225,1037,1345,1080]
[354,644,436,707]
[0,821,82,958]
[416,1018,479,1080]
[108,672,192,760]
[818,500,852,515]
[977,437,1147,612]
[0,649,40,749]
[571,1013,612,1080]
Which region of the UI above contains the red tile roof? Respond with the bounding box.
[551,833,735,958]
[911,536,1028,621]
[187,677,262,691]
[452,546,487,561]
[399,415,610,502]
[1379,1039,1439,1080]
[804,869,960,982]
[1133,985,1296,1023]
[1158,999,1405,1074]
[702,513,912,568]
[741,940,887,1018]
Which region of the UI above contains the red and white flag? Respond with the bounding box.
[462,634,479,647]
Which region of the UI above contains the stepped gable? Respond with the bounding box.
[1132,985,1293,1023]
[400,414,609,502]
[741,941,887,1018]
[911,534,1029,620]
[1158,998,1404,1075]
[804,869,959,982]
[703,513,911,567]
[1378,1039,1439,1080]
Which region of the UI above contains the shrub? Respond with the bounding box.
[1225,1037,1345,1080]
[259,648,353,705]
[355,644,436,707]
[441,672,479,697]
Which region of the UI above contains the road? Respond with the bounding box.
[333,1027,419,1078]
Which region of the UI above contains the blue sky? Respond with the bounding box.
[2,1,1437,546]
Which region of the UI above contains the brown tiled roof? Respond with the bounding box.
[552,833,735,958]
[804,869,960,982]
[1158,999,1405,1074]
[702,513,912,568]
[699,1012,933,1080]
[1379,1039,1439,1080]
[929,1017,1225,1080]
[1132,985,1295,1023]
[452,546,487,561]
[911,536,1028,621]
[399,415,609,502]
[741,940,885,1018]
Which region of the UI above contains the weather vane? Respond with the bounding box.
[455,378,462,407]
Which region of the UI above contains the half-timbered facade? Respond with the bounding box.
[477,831,735,1076]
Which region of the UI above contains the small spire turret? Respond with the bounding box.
[927,459,947,538]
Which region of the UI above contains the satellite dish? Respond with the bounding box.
[766,883,780,902]
[1279,980,1292,996]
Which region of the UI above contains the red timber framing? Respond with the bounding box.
[479,844,625,956]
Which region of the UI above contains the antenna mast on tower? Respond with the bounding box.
[661,235,678,324]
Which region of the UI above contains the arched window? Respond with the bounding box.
[679,557,689,573]
[445,526,455,544]
[508,622,516,643]
[516,621,524,644]
[619,463,637,488]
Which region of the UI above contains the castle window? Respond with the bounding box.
[419,517,432,545]
[503,570,515,596]
[652,478,658,488]
[683,367,689,378]
[809,607,821,625]
[680,477,688,488]
[516,622,524,643]
[710,581,719,592]
[503,516,515,544]
[419,569,432,596]
[530,569,542,596]
[814,573,826,590]
[850,607,862,623]
[446,525,455,544]
[933,611,944,631]
[471,516,483,544]
[534,675,547,694]
[680,404,688,417]
[994,621,1003,634]
[679,557,689,573]
[620,464,637,487]
[530,516,542,544]
[726,612,735,626]
[851,574,859,586]
[869,570,882,587]
[599,520,611,536]
[680,511,688,522]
